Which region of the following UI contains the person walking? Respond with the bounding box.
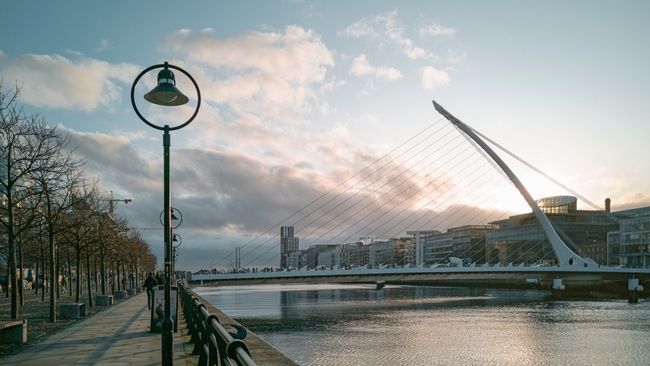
[144,272,158,310]
[155,272,164,286]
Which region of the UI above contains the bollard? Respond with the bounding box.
[628,278,644,304]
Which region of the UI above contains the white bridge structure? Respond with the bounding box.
[191,101,649,300]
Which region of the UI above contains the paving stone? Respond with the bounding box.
[1,293,195,365]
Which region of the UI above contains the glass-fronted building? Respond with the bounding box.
[609,207,650,268]
[486,196,618,265]
[422,225,494,266]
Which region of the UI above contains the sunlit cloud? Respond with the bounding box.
[349,54,402,81]
[420,22,456,38]
[339,10,431,60]
[420,66,450,90]
[164,26,335,124]
[0,52,139,111]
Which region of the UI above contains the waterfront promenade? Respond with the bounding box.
[2,293,196,365]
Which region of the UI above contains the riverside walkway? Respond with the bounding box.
[2,292,196,365]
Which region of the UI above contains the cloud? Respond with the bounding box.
[96,39,110,52]
[420,66,450,90]
[61,122,521,270]
[340,10,430,60]
[64,129,160,193]
[420,22,456,38]
[0,53,139,111]
[349,54,402,81]
[447,49,467,64]
[165,26,332,83]
[164,26,334,119]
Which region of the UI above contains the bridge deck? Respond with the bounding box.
[193,266,650,291]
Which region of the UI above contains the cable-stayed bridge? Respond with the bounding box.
[192,101,650,300]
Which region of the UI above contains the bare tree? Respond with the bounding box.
[30,137,84,323]
[1,83,158,322]
[59,180,99,303]
[0,84,60,319]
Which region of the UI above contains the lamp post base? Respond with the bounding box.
[162,318,174,365]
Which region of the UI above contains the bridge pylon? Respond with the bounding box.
[433,100,597,268]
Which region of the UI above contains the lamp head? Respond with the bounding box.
[143,62,189,106]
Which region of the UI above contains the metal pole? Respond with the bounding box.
[162,125,173,365]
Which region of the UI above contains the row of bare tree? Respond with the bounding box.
[1,83,156,322]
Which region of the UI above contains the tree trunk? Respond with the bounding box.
[48,223,56,323]
[67,254,72,296]
[111,261,116,294]
[8,215,18,318]
[41,245,46,302]
[75,250,81,303]
[122,263,127,290]
[6,157,18,319]
[100,251,106,295]
[86,252,93,307]
[116,262,121,291]
[35,259,39,295]
[94,258,98,292]
[56,251,61,299]
[19,243,24,307]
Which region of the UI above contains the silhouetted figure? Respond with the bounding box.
[155,272,164,286]
[144,273,158,310]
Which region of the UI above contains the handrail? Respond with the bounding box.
[179,282,257,366]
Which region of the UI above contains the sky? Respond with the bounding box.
[1,1,649,270]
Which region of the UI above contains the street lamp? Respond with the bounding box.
[103,192,132,296]
[172,233,182,275]
[131,61,200,366]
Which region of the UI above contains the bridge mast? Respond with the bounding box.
[432,100,596,268]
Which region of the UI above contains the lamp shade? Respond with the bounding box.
[144,65,189,106]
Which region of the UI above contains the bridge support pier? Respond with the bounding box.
[628,278,644,303]
[551,278,565,299]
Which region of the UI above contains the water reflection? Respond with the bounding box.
[196,284,650,366]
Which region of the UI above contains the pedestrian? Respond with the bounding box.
[143,272,158,310]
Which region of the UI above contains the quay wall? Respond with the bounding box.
[187,286,298,366]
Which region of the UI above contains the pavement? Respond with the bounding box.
[2,292,197,366]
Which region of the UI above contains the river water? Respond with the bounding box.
[194,284,650,366]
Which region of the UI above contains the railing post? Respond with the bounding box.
[208,333,218,366]
[183,287,257,366]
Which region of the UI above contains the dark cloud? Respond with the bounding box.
[64,130,534,270]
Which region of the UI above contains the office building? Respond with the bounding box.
[422,225,494,266]
[280,226,299,269]
[608,206,650,268]
[486,196,618,265]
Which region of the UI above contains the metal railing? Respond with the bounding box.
[180,282,257,366]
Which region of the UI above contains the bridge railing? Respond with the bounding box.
[179,282,257,366]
